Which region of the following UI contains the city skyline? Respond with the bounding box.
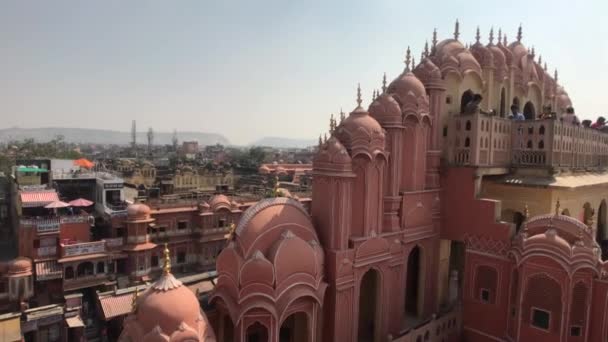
[1,0,607,145]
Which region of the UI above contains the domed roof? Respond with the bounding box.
[434,38,466,61]
[508,41,528,63]
[387,71,427,102]
[369,93,402,126]
[209,194,231,211]
[131,246,215,341]
[488,44,506,70]
[234,197,317,258]
[470,41,493,68]
[127,203,153,222]
[313,136,352,172]
[413,57,442,84]
[334,105,385,153]
[7,257,32,277]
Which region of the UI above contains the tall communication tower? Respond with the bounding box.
[131,120,137,148]
[147,127,154,156]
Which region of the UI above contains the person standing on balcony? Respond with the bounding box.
[463,94,492,116]
[561,107,580,125]
[511,105,525,121]
[591,117,606,129]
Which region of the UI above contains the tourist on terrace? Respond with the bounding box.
[561,107,580,125]
[463,94,491,116]
[591,117,606,129]
[539,105,553,120]
[582,120,592,128]
[511,105,525,121]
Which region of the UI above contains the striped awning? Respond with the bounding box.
[35,260,62,281]
[21,191,60,208]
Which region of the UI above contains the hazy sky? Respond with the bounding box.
[1,0,607,145]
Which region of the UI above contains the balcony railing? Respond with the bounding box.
[61,240,106,258]
[448,114,608,169]
[105,237,124,249]
[390,305,461,342]
[20,215,92,234]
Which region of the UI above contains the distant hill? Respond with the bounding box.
[250,137,316,148]
[0,127,230,146]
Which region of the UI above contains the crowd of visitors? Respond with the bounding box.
[461,93,606,131]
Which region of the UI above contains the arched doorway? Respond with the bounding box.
[405,246,423,320]
[279,312,308,342]
[598,200,607,260]
[460,90,474,114]
[523,101,536,120]
[512,97,520,110]
[246,322,268,342]
[358,269,380,342]
[500,88,506,117]
[76,262,94,277]
[223,315,234,342]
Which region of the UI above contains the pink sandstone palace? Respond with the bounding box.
[6,21,608,342]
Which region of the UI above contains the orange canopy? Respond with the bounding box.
[74,158,94,169]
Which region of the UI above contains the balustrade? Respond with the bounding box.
[61,240,106,257]
[448,114,608,169]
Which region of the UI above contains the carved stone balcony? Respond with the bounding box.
[448,114,608,170]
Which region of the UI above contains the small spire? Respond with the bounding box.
[411,56,416,70]
[524,204,530,221]
[432,28,438,53]
[517,24,522,42]
[330,113,336,132]
[424,41,429,58]
[131,287,140,312]
[475,26,480,43]
[224,222,236,240]
[488,27,494,45]
[503,34,507,46]
[530,46,535,58]
[318,134,322,147]
[382,73,387,93]
[340,108,346,122]
[454,19,460,40]
[404,46,412,72]
[538,55,542,65]
[371,90,376,101]
[554,69,558,82]
[356,83,362,107]
[555,198,561,216]
[543,62,547,71]
[163,243,171,275]
[323,133,328,143]
[420,51,425,62]
[497,28,502,45]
